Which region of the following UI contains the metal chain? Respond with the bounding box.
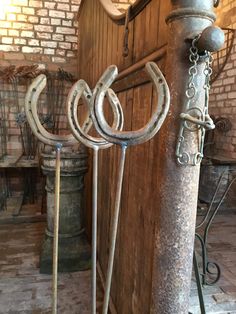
[186,35,200,101]
[176,35,215,166]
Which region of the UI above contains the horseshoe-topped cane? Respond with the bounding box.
[67,77,124,314]
[25,75,93,314]
[92,62,170,314]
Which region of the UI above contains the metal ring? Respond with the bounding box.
[92,62,170,147]
[67,79,124,150]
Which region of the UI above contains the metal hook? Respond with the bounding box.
[67,78,124,314]
[91,61,170,314]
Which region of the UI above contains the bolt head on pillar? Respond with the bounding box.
[197,26,225,52]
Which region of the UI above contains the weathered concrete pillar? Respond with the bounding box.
[40,149,91,274]
[151,1,219,313]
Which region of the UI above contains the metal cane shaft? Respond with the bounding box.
[52,144,62,314]
[92,147,99,314]
[102,145,127,314]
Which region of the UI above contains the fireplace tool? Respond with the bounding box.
[91,62,170,314]
[67,74,124,314]
[24,74,93,314]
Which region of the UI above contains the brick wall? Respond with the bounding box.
[0,0,80,76]
[208,0,236,158]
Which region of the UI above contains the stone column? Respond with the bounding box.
[151,1,220,313]
[40,150,91,274]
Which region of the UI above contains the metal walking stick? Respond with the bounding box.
[92,62,170,314]
[25,75,93,314]
[67,77,124,314]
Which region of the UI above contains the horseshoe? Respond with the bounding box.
[92,61,170,147]
[25,74,91,147]
[90,62,170,314]
[67,78,124,150]
[67,76,124,314]
[25,74,94,314]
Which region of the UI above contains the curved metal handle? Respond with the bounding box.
[67,79,124,150]
[92,62,170,147]
[25,74,78,147]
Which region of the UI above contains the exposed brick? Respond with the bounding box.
[2,37,14,44]
[44,48,55,55]
[52,56,66,63]
[17,14,28,22]
[29,0,43,8]
[36,9,48,16]
[67,50,75,57]
[0,21,12,28]
[57,3,70,11]
[14,38,27,45]
[12,22,33,29]
[51,18,61,25]
[66,12,74,19]
[223,77,235,85]
[49,10,65,18]
[22,46,43,53]
[59,42,71,49]
[44,2,56,9]
[36,32,51,39]
[56,49,65,56]
[56,27,75,34]
[52,34,64,41]
[22,7,35,14]
[0,29,8,36]
[28,39,40,46]
[65,35,77,42]
[41,41,57,48]
[228,92,236,99]
[40,18,50,24]
[62,20,72,27]
[12,0,28,5]
[0,45,20,52]
[3,52,25,60]
[71,5,79,12]
[227,69,236,77]
[28,16,39,24]
[34,25,53,32]
[21,31,34,38]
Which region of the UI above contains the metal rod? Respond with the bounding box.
[102,145,127,314]
[52,143,62,314]
[92,147,99,314]
[193,250,206,314]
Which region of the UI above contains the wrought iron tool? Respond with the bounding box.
[25,75,93,314]
[67,77,124,314]
[92,62,170,314]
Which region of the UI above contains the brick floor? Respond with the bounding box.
[0,214,236,313]
[189,214,236,314]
